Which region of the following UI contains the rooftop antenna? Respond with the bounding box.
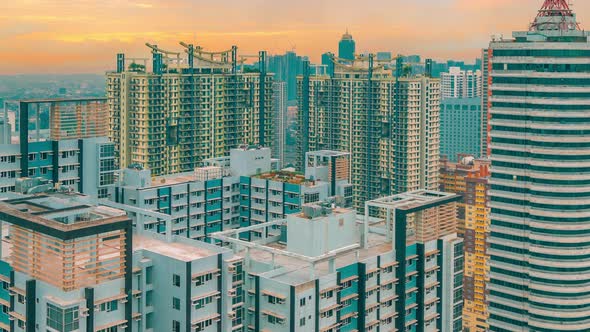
[530,0,581,31]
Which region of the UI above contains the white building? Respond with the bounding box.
[272,82,287,168]
[441,66,482,99]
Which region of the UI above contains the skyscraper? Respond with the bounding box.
[481,48,492,158]
[441,66,482,99]
[440,98,482,161]
[488,1,590,330]
[107,44,273,176]
[266,51,305,101]
[298,57,441,210]
[272,81,287,167]
[338,29,356,61]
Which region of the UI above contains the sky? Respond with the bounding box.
[1,0,589,75]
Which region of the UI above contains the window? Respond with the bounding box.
[146,266,153,284]
[47,303,79,332]
[195,273,214,286]
[146,312,154,329]
[28,153,35,161]
[146,290,153,306]
[99,300,118,312]
[17,294,25,304]
[173,297,181,310]
[299,298,306,306]
[173,274,181,287]
[320,290,334,299]
[172,320,181,332]
[300,317,306,326]
[267,315,284,325]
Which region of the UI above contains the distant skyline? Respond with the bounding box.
[0,0,588,74]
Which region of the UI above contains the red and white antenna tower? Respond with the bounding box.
[530,0,581,31]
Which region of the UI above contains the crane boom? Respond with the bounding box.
[145,43,181,56]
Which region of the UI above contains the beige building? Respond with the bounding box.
[298,56,441,210]
[107,45,273,176]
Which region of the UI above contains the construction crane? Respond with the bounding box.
[179,42,243,71]
[145,43,183,73]
[325,53,388,73]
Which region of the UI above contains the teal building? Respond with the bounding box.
[488,2,590,331]
[440,97,482,161]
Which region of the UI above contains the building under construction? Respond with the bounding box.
[297,54,441,210]
[107,43,274,176]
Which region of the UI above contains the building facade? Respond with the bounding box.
[338,30,356,61]
[0,137,115,198]
[298,59,441,210]
[0,191,244,332]
[110,147,352,244]
[272,82,287,168]
[441,67,482,99]
[481,48,492,158]
[441,156,491,331]
[107,46,274,176]
[488,2,590,331]
[0,186,463,332]
[440,98,482,161]
[266,52,305,101]
[213,190,463,332]
[0,98,116,198]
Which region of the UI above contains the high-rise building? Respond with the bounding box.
[298,58,441,210]
[488,2,590,331]
[107,45,273,176]
[440,156,491,331]
[481,48,492,158]
[441,67,482,99]
[267,51,305,101]
[440,98,482,161]
[338,30,356,61]
[272,82,287,167]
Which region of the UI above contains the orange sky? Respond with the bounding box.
[1,0,589,74]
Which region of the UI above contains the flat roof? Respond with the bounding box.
[248,232,392,285]
[0,194,130,240]
[306,150,350,157]
[367,190,461,212]
[252,171,310,185]
[18,97,107,104]
[133,233,217,262]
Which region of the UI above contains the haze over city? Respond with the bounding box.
[2,0,589,74]
[1,1,590,331]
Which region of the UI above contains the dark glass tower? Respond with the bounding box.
[338,29,356,61]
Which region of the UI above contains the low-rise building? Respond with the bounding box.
[0,186,462,332]
[214,190,463,332]
[0,137,116,198]
[0,191,243,332]
[110,147,353,243]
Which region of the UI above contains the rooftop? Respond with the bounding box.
[133,233,219,262]
[306,150,350,158]
[252,170,310,185]
[0,193,130,239]
[212,207,393,286]
[367,190,460,212]
[252,231,392,285]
